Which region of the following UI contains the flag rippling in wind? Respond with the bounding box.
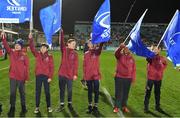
[162,10,180,67]
[92,0,111,44]
[0,0,32,23]
[40,0,62,45]
[127,9,155,58]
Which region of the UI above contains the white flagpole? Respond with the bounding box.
[59,0,62,45]
[123,33,131,44]
[157,10,178,48]
[123,9,148,44]
[30,0,34,34]
[2,23,4,31]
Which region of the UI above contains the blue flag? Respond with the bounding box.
[0,0,32,23]
[92,0,111,44]
[40,0,62,45]
[162,10,180,67]
[127,9,155,58]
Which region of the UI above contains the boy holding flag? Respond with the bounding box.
[144,47,167,113]
[113,43,136,113]
[28,33,54,114]
[1,32,29,116]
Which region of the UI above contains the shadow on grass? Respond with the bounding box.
[47,112,53,117]
[19,112,27,117]
[124,106,145,117]
[68,106,79,117]
[35,112,42,117]
[99,91,113,107]
[156,108,172,117]
[145,110,161,117]
[62,110,71,117]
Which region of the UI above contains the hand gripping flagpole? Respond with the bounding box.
[30,0,34,34]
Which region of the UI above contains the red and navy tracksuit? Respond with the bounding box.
[29,38,54,108]
[83,43,103,106]
[58,31,78,105]
[2,36,29,110]
[144,55,167,110]
[114,45,136,109]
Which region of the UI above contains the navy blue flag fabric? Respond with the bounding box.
[162,10,180,67]
[0,0,32,23]
[40,0,62,45]
[92,0,111,44]
[127,9,155,58]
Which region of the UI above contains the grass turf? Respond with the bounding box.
[0,50,180,117]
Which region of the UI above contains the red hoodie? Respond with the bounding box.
[58,31,78,79]
[2,36,29,81]
[83,43,103,81]
[114,45,136,82]
[147,55,167,81]
[29,38,54,79]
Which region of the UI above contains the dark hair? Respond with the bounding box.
[67,39,76,44]
[41,43,49,49]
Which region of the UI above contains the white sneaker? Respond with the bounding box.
[48,107,53,113]
[34,108,40,114]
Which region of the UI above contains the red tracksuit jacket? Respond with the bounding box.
[147,55,167,81]
[83,43,103,81]
[58,31,78,79]
[114,46,136,82]
[2,37,29,81]
[29,38,54,79]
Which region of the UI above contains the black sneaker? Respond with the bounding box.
[68,104,74,111]
[0,104,2,113]
[86,105,93,114]
[21,105,28,114]
[144,107,149,113]
[55,105,64,112]
[155,107,164,112]
[8,106,15,117]
[93,106,100,116]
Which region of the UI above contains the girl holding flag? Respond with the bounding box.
[144,47,167,113]
[113,43,136,113]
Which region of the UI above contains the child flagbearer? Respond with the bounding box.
[113,43,136,113]
[1,32,29,116]
[144,47,167,113]
[83,39,103,115]
[28,33,54,114]
[56,30,78,112]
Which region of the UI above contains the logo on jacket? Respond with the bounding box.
[20,56,24,61]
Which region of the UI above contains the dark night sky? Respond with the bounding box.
[34,0,180,34]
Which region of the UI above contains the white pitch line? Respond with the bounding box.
[102,87,125,118]
[0,66,9,71]
[0,57,34,71]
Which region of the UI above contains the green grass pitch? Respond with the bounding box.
[0,51,180,117]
